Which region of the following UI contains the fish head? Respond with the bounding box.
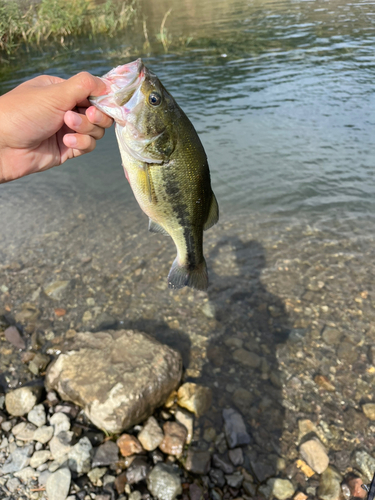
[90,59,178,163]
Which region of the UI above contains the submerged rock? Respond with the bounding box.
[177,383,212,417]
[45,330,182,433]
[222,408,251,448]
[299,439,329,474]
[147,463,182,500]
[317,466,342,500]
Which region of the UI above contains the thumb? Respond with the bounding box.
[54,71,108,110]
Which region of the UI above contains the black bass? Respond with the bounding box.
[90,59,218,290]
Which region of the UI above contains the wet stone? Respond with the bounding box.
[159,421,187,457]
[29,353,50,376]
[175,408,194,444]
[209,468,226,488]
[343,475,367,499]
[299,439,329,474]
[117,434,143,457]
[362,403,375,421]
[317,466,342,500]
[322,328,342,345]
[184,449,211,475]
[114,471,127,494]
[177,383,212,417]
[4,326,25,350]
[343,408,368,433]
[92,440,119,467]
[189,483,203,500]
[225,473,243,489]
[337,341,358,364]
[353,450,375,482]
[212,454,235,474]
[44,280,70,299]
[125,456,151,484]
[138,416,164,451]
[46,467,71,500]
[147,463,182,500]
[222,408,251,448]
[5,386,42,416]
[28,404,46,427]
[232,349,261,368]
[268,478,296,500]
[228,448,243,466]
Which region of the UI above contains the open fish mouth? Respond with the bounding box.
[89,58,146,125]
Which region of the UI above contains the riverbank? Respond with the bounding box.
[0,0,137,56]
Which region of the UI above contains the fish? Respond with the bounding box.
[90,59,219,290]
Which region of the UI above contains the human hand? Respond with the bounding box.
[0,72,113,183]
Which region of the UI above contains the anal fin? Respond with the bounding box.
[149,219,169,236]
[203,192,219,231]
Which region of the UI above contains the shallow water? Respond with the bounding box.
[1,0,375,482]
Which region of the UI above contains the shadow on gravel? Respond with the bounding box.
[200,237,291,485]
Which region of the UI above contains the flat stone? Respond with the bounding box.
[226,473,243,489]
[44,280,70,299]
[317,466,342,500]
[300,439,329,474]
[222,408,251,448]
[92,441,119,467]
[45,330,182,433]
[50,412,71,435]
[175,408,194,444]
[34,425,54,444]
[12,422,37,441]
[228,448,243,466]
[28,404,47,427]
[138,416,164,451]
[4,326,25,349]
[68,436,92,474]
[30,450,52,468]
[1,443,34,473]
[268,478,295,500]
[233,349,261,368]
[147,463,182,500]
[177,383,212,417]
[353,450,375,482]
[116,434,143,457]
[362,403,375,421]
[184,449,211,474]
[46,467,71,500]
[5,386,42,416]
[159,421,187,457]
[298,419,318,442]
[322,328,342,345]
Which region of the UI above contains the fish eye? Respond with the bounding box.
[149,92,161,106]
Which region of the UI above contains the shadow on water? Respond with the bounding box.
[199,236,291,484]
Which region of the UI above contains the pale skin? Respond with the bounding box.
[0,72,113,183]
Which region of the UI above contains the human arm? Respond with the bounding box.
[0,72,113,183]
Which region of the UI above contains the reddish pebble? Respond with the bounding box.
[346,476,367,499]
[159,421,187,457]
[54,308,66,317]
[4,326,26,349]
[114,471,127,493]
[116,434,143,457]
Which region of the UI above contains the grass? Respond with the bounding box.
[0,0,137,55]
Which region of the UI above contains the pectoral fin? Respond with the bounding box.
[203,193,219,231]
[149,219,169,236]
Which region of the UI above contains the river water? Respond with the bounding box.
[1,0,375,485]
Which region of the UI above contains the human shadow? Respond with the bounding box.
[198,237,292,485]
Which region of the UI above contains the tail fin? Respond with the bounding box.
[168,258,208,291]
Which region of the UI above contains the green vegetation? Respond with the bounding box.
[0,0,137,54]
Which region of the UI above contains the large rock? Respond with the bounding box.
[45,330,182,433]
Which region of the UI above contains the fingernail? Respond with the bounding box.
[65,135,77,147]
[71,112,82,127]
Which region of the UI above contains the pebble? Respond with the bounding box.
[295,459,315,478]
[50,412,71,435]
[232,348,261,368]
[228,447,243,466]
[147,463,182,500]
[268,478,296,500]
[175,408,194,444]
[322,328,342,345]
[46,467,71,500]
[125,456,151,484]
[222,408,251,448]
[362,403,375,421]
[1,443,34,473]
[138,416,164,451]
[14,466,39,483]
[44,280,70,299]
[353,450,375,482]
[6,476,21,493]
[68,436,92,474]
[116,434,143,457]
[212,454,234,474]
[209,468,226,488]
[225,473,243,488]
[177,383,212,417]
[49,431,74,460]
[317,466,342,500]
[92,440,119,467]
[13,422,37,441]
[30,449,52,468]
[299,439,329,474]
[294,493,308,500]
[297,419,318,442]
[189,483,204,500]
[184,449,211,474]
[343,476,367,499]
[34,425,54,444]
[28,404,47,427]
[87,467,107,485]
[5,386,41,416]
[4,326,25,349]
[159,421,187,456]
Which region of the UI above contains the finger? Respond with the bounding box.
[55,72,108,110]
[63,133,96,154]
[64,110,105,140]
[86,106,114,128]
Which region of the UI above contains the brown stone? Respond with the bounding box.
[116,434,143,457]
[114,471,127,494]
[159,421,187,456]
[345,476,367,499]
[4,326,26,350]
